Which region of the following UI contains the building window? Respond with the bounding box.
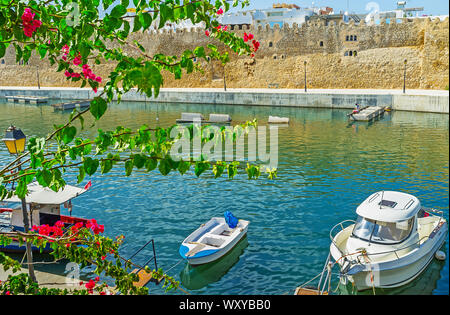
[344,51,349,56]
[269,42,273,48]
[354,35,357,41]
[353,51,357,56]
[319,41,324,47]
[346,35,349,41]
[350,35,353,41]
[1,59,4,64]
[349,51,353,56]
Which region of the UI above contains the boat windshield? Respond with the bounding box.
[352,216,414,244]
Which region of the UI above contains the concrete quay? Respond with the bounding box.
[0,87,448,114]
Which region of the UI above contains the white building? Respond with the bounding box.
[218,3,331,28]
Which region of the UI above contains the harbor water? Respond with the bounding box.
[0,100,448,295]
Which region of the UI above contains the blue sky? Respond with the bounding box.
[237,0,449,16]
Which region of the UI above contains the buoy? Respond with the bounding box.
[435,250,446,261]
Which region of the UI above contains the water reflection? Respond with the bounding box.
[0,100,448,295]
[180,236,249,290]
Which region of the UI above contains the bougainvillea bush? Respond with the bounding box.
[0,0,274,295]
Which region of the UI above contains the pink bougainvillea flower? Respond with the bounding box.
[22,8,42,37]
[73,54,82,66]
[64,71,71,77]
[22,8,35,23]
[32,19,42,28]
[252,40,260,52]
[222,25,228,31]
[247,33,254,40]
[85,279,96,294]
[243,33,249,42]
[216,8,224,15]
[205,30,210,37]
[95,76,102,83]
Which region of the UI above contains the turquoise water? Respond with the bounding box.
[0,100,448,295]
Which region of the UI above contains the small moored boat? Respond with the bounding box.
[179,212,249,265]
[0,181,92,253]
[320,191,447,292]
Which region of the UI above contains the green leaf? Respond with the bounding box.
[212,163,225,178]
[36,169,52,187]
[16,180,28,199]
[194,162,210,177]
[62,126,77,144]
[125,159,133,176]
[38,44,48,59]
[138,12,152,30]
[101,159,113,174]
[0,43,6,59]
[178,161,190,175]
[90,97,108,120]
[83,157,99,176]
[133,154,146,169]
[77,166,86,184]
[158,158,171,176]
[110,4,127,18]
[145,158,157,172]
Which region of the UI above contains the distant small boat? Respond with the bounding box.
[268,116,289,124]
[176,113,232,124]
[179,212,249,265]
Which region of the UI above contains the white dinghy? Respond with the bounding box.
[318,191,447,292]
[179,212,249,265]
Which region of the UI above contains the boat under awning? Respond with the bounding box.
[3,182,87,205]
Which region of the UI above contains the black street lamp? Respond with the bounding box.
[403,59,407,94]
[36,66,41,89]
[304,61,307,93]
[223,65,227,92]
[2,125,37,283]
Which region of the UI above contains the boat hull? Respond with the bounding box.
[185,231,247,266]
[0,241,53,254]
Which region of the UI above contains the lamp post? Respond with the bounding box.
[403,59,407,94]
[304,61,307,92]
[223,64,227,92]
[36,66,40,90]
[2,125,37,283]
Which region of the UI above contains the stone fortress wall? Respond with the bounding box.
[0,16,448,90]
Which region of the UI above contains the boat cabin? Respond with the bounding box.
[1,182,88,231]
[350,191,421,246]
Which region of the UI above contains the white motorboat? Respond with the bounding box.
[179,213,249,266]
[0,182,91,253]
[320,191,447,292]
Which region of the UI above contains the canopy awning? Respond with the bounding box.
[4,182,87,205]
